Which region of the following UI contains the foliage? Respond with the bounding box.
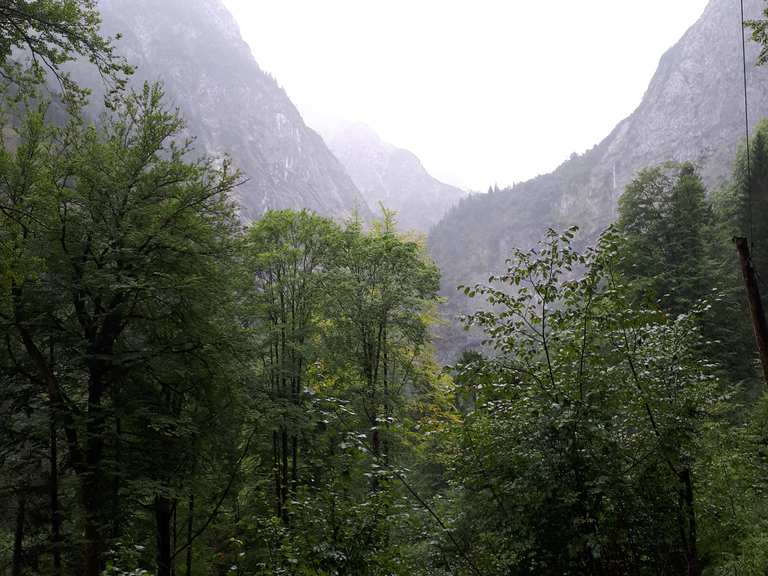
[451,228,718,575]
[0,0,131,101]
[617,162,756,385]
[747,3,768,66]
[0,82,243,576]
[3,2,768,575]
[617,163,711,312]
[230,209,447,576]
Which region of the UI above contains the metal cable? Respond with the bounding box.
[741,0,755,247]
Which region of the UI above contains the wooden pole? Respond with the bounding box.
[735,237,768,385]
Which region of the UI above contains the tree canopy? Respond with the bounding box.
[0,0,129,97]
[4,2,768,576]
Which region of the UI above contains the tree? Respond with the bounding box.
[328,212,440,473]
[453,228,717,575]
[706,121,768,389]
[716,120,768,300]
[617,163,711,314]
[746,4,768,66]
[618,162,761,387]
[242,210,339,523]
[0,83,240,576]
[230,210,448,576]
[0,0,129,95]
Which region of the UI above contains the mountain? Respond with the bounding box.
[429,0,768,360]
[324,123,466,232]
[75,0,371,221]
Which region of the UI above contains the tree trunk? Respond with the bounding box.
[155,494,173,576]
[371,415,381,492]
[680,468,701,576]
[12,493,26,576]
[172,500,178,576]
[111,417,122,540]
[186,494,194,576]
[290,371,299,496]
[735,236,768,384]
[81,473,105,576]
[383,326,389,466]
[50,416,62,576]
[371,423,380,458]
[273,430,282,519]
[78,352,116,576]
[281,426,289,523]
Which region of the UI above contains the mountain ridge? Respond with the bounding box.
[429,0,768,360]
[75,0,372,221]
[324,122,467,232]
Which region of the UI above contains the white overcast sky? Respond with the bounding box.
[221,1,710,190]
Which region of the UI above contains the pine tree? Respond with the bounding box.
[723,120,768,302]
[617,162,712,314]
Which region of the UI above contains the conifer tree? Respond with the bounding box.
[617,162,711,314]
[721,120,768,302]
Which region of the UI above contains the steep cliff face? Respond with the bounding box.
[589,0,768,213]
[429,0,768,359]
[325,123,466,232]
[81,0,371,221]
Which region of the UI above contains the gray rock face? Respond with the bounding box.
[325,123,466,232]
[594,0,768,214]
[429,0,768,360]
[87,0,371,221]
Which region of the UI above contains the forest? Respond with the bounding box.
[4,2,768,576]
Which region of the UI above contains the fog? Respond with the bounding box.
[223,1,710,190]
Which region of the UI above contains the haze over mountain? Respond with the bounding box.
[6,1,768,571]
[324,123,466,233]
[78,0,371,221]
[223,0,709,191]
[70,0,767,352]
[429,0,768,359]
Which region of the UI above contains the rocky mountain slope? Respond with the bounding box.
[77,0,371,221]
[429,0,768,359]
[324,123,466,232]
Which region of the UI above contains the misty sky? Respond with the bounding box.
[222,1,710,190]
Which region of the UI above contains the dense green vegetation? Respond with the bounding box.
[0,0,130,102]
[5,3,768,576]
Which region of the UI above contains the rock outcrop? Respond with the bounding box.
[429,0,768,360]
[78,0,371,221]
